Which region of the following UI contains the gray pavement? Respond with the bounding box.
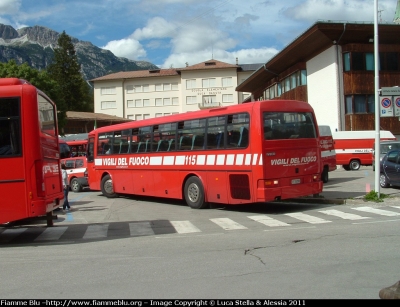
[299,165,400,205]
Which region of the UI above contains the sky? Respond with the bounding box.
[0,0,399,69]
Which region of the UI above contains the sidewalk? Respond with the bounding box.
[290,166,400,205]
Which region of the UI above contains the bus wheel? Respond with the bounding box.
[184,176,208,209]
[321,168,329,183]
[101,174,118,198]
[71,178,82,193]
[349,160,361,171]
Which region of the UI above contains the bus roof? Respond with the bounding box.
[88,100,314,135]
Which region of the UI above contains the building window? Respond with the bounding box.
[127,100,134,108]
[367,95,375,113]
[186,79,196,89]
[345,96,353,114]
[126,85,134,93]
[155,84,162,91]
[365,53,374,71]
[143,84,149,92]
[101,101,116,109]
[155,113,163,117]
[163,83,171,91]
[222,77,232,87]
[171,83,178,90]
[135,99,143,107]
[172,97,179,105]
[222,94,233,103]
[354,95,367,113]
[163,98,171,106]
[300,70,307,85]
[186,96,197,105]
[343,53,350,71]
[101,87,116,95]
[202,78,216,88]
[143,99,150,107]
[135,85,143,93]
[155,98,162,106]
[143,114,151,120]
[127,114,134,120]
[380,52,399,71]
[135,114,143,121]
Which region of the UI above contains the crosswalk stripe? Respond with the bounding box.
[34,226,68,241]
[210,218,248,230]
[129,222,155,236]
[248,215,290,227]
[83,224,109,239]
[170,221,201,234]
[352,206,400,216]
[0,228,27,243]
[285,213,331,224]
[319,209,370,220]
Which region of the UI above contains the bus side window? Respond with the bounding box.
[191,135,204,150]
[237,126,248,148]
[179,135,192,150]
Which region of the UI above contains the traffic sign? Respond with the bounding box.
[381,87,400,95]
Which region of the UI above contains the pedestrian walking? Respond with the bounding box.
[61,163,71,210]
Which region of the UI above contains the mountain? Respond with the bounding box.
[0,24,159,80]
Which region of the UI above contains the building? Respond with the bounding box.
[90,59,261,121]
[63,111,131,134]
[236,21,400,134]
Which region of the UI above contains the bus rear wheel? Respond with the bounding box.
[321,167,329,183]
[101,174,118,198]
[184,176,208,209]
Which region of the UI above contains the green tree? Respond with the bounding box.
[47,31,93,133]
[0,60,58,97]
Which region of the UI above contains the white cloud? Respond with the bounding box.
[0,0,21,15]
[131,17,177,40]
[102,38,146,60]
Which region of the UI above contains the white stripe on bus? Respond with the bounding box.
[94,153,263,167]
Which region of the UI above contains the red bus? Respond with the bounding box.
[67,139,87,157]
[0,78,64,225]
[86,100,322,209]
[59,138,71,158]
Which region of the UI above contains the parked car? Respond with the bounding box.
[373,140,400,171]
[60,157,89,192]
[379,149,400,188]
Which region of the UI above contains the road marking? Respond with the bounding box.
[129,221,155,236]
[319,209,370,220]
[83,224,109,239]
[35,226,68,241]
[170,221,201,234]
[285,213,331,224]
[210,218,248,230]
[352,206,400,216]
[248,215,290,227]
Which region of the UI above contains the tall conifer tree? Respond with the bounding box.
[47,31,93,133]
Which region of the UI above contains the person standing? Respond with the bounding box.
[61,163,71,211]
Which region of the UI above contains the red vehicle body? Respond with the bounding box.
[0,78,64,225]
[60,156,89,192]
[67,139,88,157]
[318,125,336,183]
[86,100,323,209]
[332,130,396,171]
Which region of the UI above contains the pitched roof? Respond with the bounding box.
[67,111,131,122]
[90,69,179,81]
[177,59,238,71]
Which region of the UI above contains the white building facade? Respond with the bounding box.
[91,59,259,121]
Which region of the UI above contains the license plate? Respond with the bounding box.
[291,179,301,185]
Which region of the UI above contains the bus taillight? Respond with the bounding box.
[261,179,279,187]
